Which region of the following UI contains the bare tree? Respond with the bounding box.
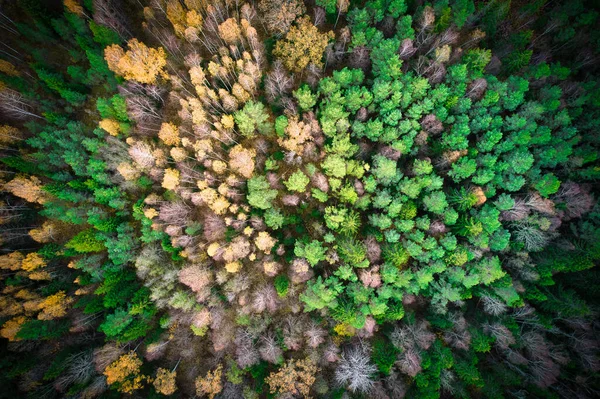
[334,345,377,393]
[265,60,293,103]
[0,89,43,120]
[259,333,283,364]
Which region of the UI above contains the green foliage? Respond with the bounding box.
[274,275,290,298]
[383,244,410,269]
[294,85,317,111]
[372,337,400,375]
[534,173,561,197]
[423,191,448,215]
[264,208,285,229]
[17,320,70,340]
[337,238,369,268]
[247,176,278,210]
[65,229,105,252]
[294,240,327,267]
[284,170,310,192]
[234,101,272,137]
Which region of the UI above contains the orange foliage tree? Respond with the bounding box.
[37,291,73,320]
[104,351,149,394]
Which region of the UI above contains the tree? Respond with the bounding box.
[162,168,180,191]
[104,39,168,84]
[3,176,49,204]
[284,170,310,192]
[234,101,273,137]
[266,358,319,398]
[247,176,278,210]
[335,346,378,393]
[229,145,256,179]
[158,122,180,146]
[37,291,73,320]
[274,16,334,72]
[154,368,177,395]
[259,0,306,35]
[423,191,449,215]
[103,351,148,394]
[195,365,223,399]
[295,240,327,266]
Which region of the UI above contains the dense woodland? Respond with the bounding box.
[0,0,599,398]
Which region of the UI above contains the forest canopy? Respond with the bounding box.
[0,0,599,398]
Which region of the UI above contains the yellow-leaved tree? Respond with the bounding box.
[273,16,334,73]
[195,364,223,399]
[153,368,177,395]
[104,351,149,394]
[265,358,319,398]
[104,39,168,84]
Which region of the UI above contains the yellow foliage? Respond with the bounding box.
[225,261,242,273]
[3,176,49,204]
[186,10,203,27]
[99,118,121,136]
[274,16,334,72]
[199,187,218,204]
[189,65,206,88]
[21,253,46,272]
[0,60,20,76]
[212,160,227,174]
[29,221,62,243]
[0,316,26,341]
[37,291,73,320]
[154,368,177,396]
[221,114,234,130]
[278,117,314,153]
[162,168,180,191]
[265,358,319,398]
[0,296,23,317]
[28,270,52,281]
[166,0,186,36]
[64,0,84,15]
[199,188,230,215]
[255,231,276,254]
[117,162,141,181]
[263,261,281,276]
[232,83,250,104]
[189,98,207,125]
[14,289,37,300]
[158,122,180,146]
[207,242,222,258]
[435,45,451,63]
[0,125,21,144]
[218,18,241,45]
[0,252,24,271]
[211,196,231,215]
[23,299,43,314]
[104,351,148,394]
[104,39,168,84]
[195,365,223,399]
[228,145,256,179]
[170,147,187,162]
[333,323,356,337]
[144,208,158,219]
